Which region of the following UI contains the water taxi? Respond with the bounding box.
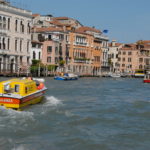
[0,78,47,110]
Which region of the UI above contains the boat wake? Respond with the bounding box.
[40,96,63,114]
[44,96,63,107]
[0,106,35,129]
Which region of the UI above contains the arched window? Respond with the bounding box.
[15,39,17,51]
[8,38,10,50]
[15,20,18,31]
[3,17,6,29]
[33,51,36,59]
[27,23,30,33]
[3,17,6,23]
[39,52,41,60]
[8,18,10,30]
[3,38,5,49]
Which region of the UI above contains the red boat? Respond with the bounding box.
[143,72,150,83]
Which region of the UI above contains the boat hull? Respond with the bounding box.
[54,76,78,81]
[0,90,46,110]
[143,79,150,83]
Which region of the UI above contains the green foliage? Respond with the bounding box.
[59,60,65,66]
[47,65,57,71]
[32,59,41,65]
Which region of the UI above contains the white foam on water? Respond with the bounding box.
[0,106,35,129]
[12,145,27,150]
[44,96,63,107]
[40,96,63,115]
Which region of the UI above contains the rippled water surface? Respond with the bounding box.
[0,77,150,150]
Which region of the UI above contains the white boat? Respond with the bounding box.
[22,77,45,83]
[33,78,45,83]
[110,73,121,78]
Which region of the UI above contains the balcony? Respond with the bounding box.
[94,34,109,41]
[73,42,87,46]
[74,58,90,64]
[0,29,8,35]
[0,49,9,55]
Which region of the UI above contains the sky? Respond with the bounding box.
[11,0,150,43]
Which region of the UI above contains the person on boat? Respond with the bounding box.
[37,82,44,90]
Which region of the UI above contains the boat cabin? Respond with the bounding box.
[0,79,38,96]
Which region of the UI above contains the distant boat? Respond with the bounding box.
[110,73,121,78]
[134,69,145,78]
[54,73,78,81]
[143,72,150,83]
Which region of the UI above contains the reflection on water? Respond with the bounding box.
[0,77,150,150]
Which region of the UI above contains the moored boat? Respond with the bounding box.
[54,73,78,81]
[110,73,121,78]
[0,78,47,110]
[143,72,150,83]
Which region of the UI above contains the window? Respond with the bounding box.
[55,57,58,64]
[3,38,5,49]
[15,20,18,32]
[123,58,125,62]
[27,23,30,33]
[39,52,41,59]
[47,57,51,63]
[139,58,143,63]
[47,46,52,53]
[128,58,132,62]
[27,41,29,52]
[15,85,19,92]
[8,38,10,50]
[15,39,17,51]
[20,40,22,51]
[33,51,36,59]
[20,21,24,33]
[8,18,10,30]
[55,47,58,55]
[20,56,23,65]
[122,64,125,67]
[128,51,132,55]
[123,52,126,55]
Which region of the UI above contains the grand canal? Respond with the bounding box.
[0,77,150,150]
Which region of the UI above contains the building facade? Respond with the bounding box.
[108,40,123,72]
[118,41,150,74]
[0,0,32,75]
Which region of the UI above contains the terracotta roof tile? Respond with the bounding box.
[76,26,101,33]
[32,14,40,17]
[53,17,69,20]
[33,27,63,33]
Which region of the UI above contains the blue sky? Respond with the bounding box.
[12,0,150,43]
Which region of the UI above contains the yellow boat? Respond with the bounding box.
[0,78,47,110]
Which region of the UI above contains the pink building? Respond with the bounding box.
[118,41,150,74]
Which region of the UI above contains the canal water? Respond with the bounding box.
[0,77,150,150]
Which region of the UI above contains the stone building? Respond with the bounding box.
[0,0,32,75]
[108,40,123,72]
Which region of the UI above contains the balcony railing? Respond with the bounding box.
[73,42,87,46]
[74,58,90,63]
[0,29,8,34]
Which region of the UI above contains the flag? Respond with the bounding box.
[103,30,109,33]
